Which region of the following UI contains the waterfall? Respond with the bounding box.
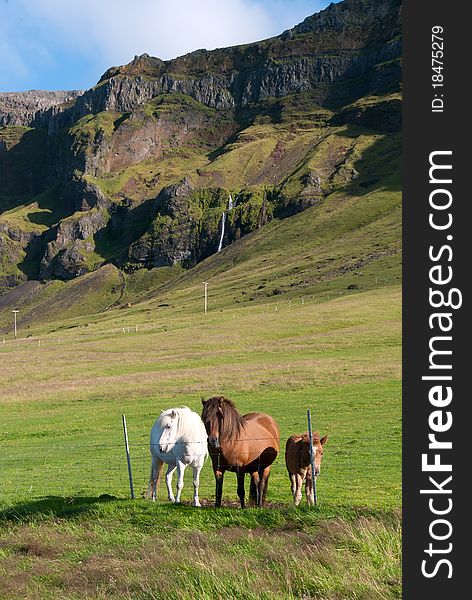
[217,211,226,252]
[217,194,235,253]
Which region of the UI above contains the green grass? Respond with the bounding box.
[0,270,401,598]
[0,234,25,277]
[143,93,222,120]
[70,112,121,141]
[84,151,209,201]
[0,499,401,600]
[0,282,401,506]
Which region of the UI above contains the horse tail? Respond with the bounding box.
[146,457,164,500]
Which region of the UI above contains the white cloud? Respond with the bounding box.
[15,0,276,64]
[1,0,327,91]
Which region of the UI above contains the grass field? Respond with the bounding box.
[0,155,402,597]
[0,285,401,504]
[0,275,401,598]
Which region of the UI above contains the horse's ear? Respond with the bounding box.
[201,397,207,406]
[171,409,177,418]
[320,435,328,446]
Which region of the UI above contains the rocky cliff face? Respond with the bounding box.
[0,90,84,127]
[47,40,398,131]
[40,207,110,279]
[1,0,400,132]
[0,0,402,289]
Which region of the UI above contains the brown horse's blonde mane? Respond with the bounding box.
[202,396,246,440]
[292,433,322,445]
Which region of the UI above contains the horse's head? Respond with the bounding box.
[201,396,246,449]
[201,397,225,449]
[158,409,178,453]
[312,434,328,476]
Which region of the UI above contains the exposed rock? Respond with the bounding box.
[257,201,270,229]
[128,179,200,268]
[40,208,109,279]
[0,90,83,127]
[0,1,401,133]
[127,182,281,270]
[0,223,38,247]
[43,44,399,134]
[61,178,109,212]
[0,127,49,200]
[301,172,322,192]
[74,97,236,177]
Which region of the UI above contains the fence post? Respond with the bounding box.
[122,414,135,500]
[307,409,318,506]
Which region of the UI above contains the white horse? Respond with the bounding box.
[147,407,208,507]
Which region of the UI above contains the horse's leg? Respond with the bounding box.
[294,474,303,506]
[237,471,245,508]
[175,461,186,504]
[306,475,315,506]
[214,469,224,508]
[249,471,261,507]
[259,466,271,507]
[146,458,157,501]
[165,463,177,503]
[147,457,162,501]
[249,475,256,507]
[289,472,297,503]
[192,464,202,507]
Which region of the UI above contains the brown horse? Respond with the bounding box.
[285,433,328,506]
[201,396,280,508]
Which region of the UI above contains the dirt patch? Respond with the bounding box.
[0,529,77,559]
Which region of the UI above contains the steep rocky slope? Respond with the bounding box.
[0,90,84,127]
[0,0,401,300]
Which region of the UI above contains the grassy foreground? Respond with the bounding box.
[0,282,401,599]
[0,499,401,600]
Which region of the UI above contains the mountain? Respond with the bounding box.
[0,90,84,128]
[0,0,401,323]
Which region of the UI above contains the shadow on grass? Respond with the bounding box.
[1,494,401,534]
[0,494,119,523]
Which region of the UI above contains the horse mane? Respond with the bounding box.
[202,396,246,440]
[160,407,205,441]
[293,432,321,445]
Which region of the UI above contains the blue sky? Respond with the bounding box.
[0,0,333,93]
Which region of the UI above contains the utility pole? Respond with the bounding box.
[12,310,19,339]
[204,282,208,315]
